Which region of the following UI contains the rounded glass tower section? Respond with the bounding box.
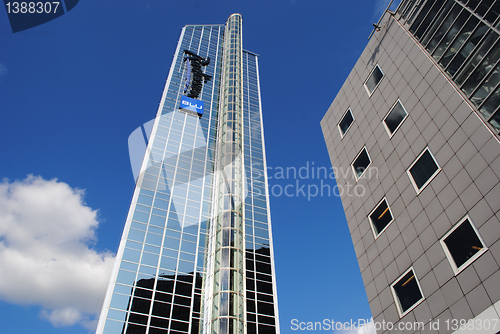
[204,13,246,334]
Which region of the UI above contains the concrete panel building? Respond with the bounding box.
[321,1,500,333]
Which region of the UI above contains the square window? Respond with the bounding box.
[441,216,487,274]
[364,65,384,95]
[407,148,440,193]
[384,100,408,136]
[352,147,371,180]
[391,268,424,317]
[369,198,394,237]
[338,109,354,137]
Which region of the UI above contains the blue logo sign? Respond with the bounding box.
[180,95,204,118]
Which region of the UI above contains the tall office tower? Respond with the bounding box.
[96,14,279,334]
[321,1,500,333]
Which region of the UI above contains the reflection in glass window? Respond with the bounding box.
[425,5,461,54]
[484,1,500,23]
[352,148,371,180]
[470,62,500,108]
[418,0,452,44]
[364,65,384,95]
[408,148,440,192]
[413,0,448,40]
[439,16,479,68]
[384,101,408,136]
[461,39,500,97]
[369,198,394,236]
[450,24,489,76]
[410,0,443,37]
[110,292,132,311]
[338,109,354,136]
[391,268,424,316]
[432,11,470,61]
[441,217,487,273]
[478,85,500,121]
[489,110,500,133]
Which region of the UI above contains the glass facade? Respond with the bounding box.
[96,14,279,334]
[397,0,500,135]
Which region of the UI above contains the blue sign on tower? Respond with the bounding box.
[179,95,204,118]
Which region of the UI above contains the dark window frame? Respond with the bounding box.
[369,198,394,237]
[352,147,372,181]
[391,267,425,317]
[407,147,441,193]
[338,108,355,137]
[364,65,384,96]
[440,216,488,274]
[383,100,408,137]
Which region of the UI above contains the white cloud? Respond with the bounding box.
[41,308,85,327]
[336,318,376,334]
[357,318,376,334]
[0,175,115,329]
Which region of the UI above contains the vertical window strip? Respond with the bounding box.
[400,0,500,137]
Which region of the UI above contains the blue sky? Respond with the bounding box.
[0,1,401,333]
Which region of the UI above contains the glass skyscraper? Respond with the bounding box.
[96,14,279,334]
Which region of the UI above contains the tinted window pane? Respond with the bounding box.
[425,5,461,53]
[432,11,471,61]
[470,63,500,107]
[479,85,500,119]
[370,199,393,235]
[484,1,500,23]
[462,39,500,97]
[446,23,488,76]
[439,16,479,68]
[353,149,371,179]
[365,66,384,94]
[444,219,485,268]
[384,101,407,134]
[419,0,452,45]
[393,270,423,313]
[124,323,147,334]
[410,0,439,35]
[339,110,354,135]
[409,150,439,189]
[489,111,500,132]
[455,31,499,86]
